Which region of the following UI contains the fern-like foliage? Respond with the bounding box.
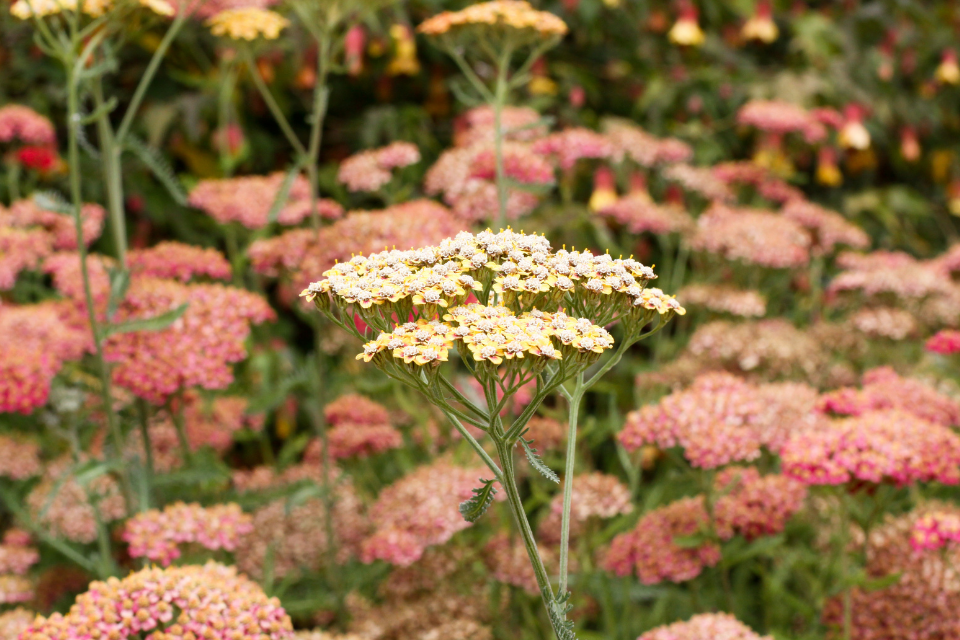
[548,592,579,640]
[521,436,559,484]
[458,478,497,523]
[125,135,188,205]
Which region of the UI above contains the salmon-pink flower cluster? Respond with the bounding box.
[0,538,39,575]
[188,172,342,229]
[337,142,421,192]
[531,127,613,170]
[0,435,42,479]
[123,502,253,566]
[5,199,105,250]
[361,461,505,566]
[19,562,293,640]
[453,105,547,147]
[691,203,810,268]
[484,533,560,595]
[596,191,693,235]
[662,164,735,202]
[0,575,33,604]
[910,511,960,551]
[324,393,391,426]
[43,252,114,305]
[736,99,826,143]
[829,250,953,301]
[602,496,719,584]
[26,457,127,543]
[0,301,89,414]
[0,105,56,146]
[780,199,869,254]
[678,284,766,317]
[713,467,807,540]
[538,472,632,543]
[128,241,232,282]
[926,329,960,355]
[308,394,402,459]
[0,227,51,289]
[602,119,693,167]
[639,613,772,640]
[817,366,960,427]
[781,409,960,486]
[711,161,804,204]
[104,277,274,403]
[180,392,262,454]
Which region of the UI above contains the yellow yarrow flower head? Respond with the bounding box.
[207,7,289,41]
[10,0,171,19]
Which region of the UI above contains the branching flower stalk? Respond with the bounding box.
[302,228,684,638]
[418,1,567,231]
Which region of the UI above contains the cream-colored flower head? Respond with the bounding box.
[11,0,172,18]
[418,1,567,40]
[207,7,289,41]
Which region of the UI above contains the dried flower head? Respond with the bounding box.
[123,502,253,566]
[639,613,772,640]
[26,456,127,543]
[337,142,421,192]
[206,7,289,40]
[0,435,42,480]
[781,409,960,486]
[361,460,504,566]
[128,241,232,282]
[20,562,293,640]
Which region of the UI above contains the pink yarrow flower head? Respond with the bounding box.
[103,276,275,403]
[0,301,89,414]
[927,329,960,355]
[910,511,960,552]
[0,540,39,575]
[601,118,693,167]
[484,533,560,595]
[713,467,807,540]
[0,227,52,290]
[123,502,253,566]
[5,199,104,250]
[19,562,294,640]
[677,284,766,318]
[662,164,735,202]
[0,608,34,639]
[305,421,403,460]
[736,99,826,143]
[639,613,772,640]
[0,435,42,480]
[189,172,342,229]
[538,472,633,544]
[453,105,547,147]
[597,191,693,236]
[602,496,719,584]
[781,199,869,255]
[324,393,392,426]
[361,460,505,567]
[781,409,960,486]
[128,241,232,282]
[817,366,960,427]
[691,203,811,269]
[531,127,614,171]
[0,105,56,146]
[43,251,114,305]
[337,141,421,192]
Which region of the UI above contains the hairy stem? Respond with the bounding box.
[492,50,510,231]
[557,373,583,595]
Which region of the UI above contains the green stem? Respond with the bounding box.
[136,398,154,511]
[493,439,562,636]
[92,79,128,267]
[838,491,853,640]
[169,393,193,465]
[305,33,332,235]
[557,373,583,595]
[243,47,307,158]
[492,49,511,231]
[5,160,20,202]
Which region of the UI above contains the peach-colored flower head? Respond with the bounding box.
[781,199,869,254]
[639,613,771,640]
[663,164,734,202]
[0,435,42,480]
[677,284,766,318]
[691,203,810,269]
[602,119,692,167]
[5,200,104,250]
[0,105,55,146]
[531,127,614,171]
[20,562,293,640]
[0,227,52,290]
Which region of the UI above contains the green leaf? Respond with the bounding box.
[721,534,785,567]
[458,478,498,523]
[861,571,902,592]
[102,303,188,338]
[548,591,579,640]
[673,533,710,549]
[125,134,188,205]
[105,268,130,322]
[521,436,559,484]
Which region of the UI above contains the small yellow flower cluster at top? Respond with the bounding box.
[10,0,171,19]
[357,303,614,367]
[207,7,289,41]
[417,0,568,38]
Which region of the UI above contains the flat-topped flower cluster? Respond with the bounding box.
[303,229,683,369]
